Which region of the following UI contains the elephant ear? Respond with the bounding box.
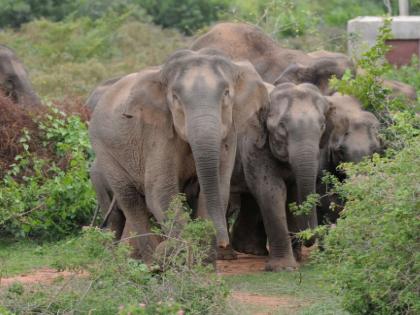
[120,67,174,138]
[233,60,270,131]
[274,58,352,95]
[324,96,350,152]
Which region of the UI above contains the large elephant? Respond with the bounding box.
[230,82,333,270]
[89,49,268,262]
[190,23,354,94]
[85,76,123,115]
[0,45,41,107]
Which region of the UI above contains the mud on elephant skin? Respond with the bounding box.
[88,49,269,263]
[191,23,354,94]
[229,82,334,270]
[0,45,41,107]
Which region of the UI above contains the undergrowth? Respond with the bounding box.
[0,195,229,315]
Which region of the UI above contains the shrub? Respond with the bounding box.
[0,105,95,239]
[319,139,420,315]
[0,15,185,100]
[318,18,420,315]
[140,0,228,35]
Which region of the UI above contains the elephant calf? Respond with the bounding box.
[230,82,334,270]
[88,49,269,263]
[0,44,41,107]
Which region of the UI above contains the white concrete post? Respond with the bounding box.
[399,0,410,16]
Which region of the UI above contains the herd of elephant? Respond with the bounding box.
[1,23,416,271]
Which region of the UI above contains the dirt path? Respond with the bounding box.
[0,268,84,287]
[217,249,314,314]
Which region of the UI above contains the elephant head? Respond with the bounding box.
[258,82,333,230]
[0,45,41,107]
[326,93,381,168]
[273,54,354,95]
[122,49,268,248]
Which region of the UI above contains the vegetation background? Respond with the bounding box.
[0,1,419,314]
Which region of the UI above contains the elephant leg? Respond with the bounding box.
[114,185,160,264]
[90,163,125,239]
[242,150,297,271]
[106,207,126,240]
[253,179,297,271]
[231,193,268,256]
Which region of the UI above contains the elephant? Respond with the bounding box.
[88,49,269,263]
[229,82,334,270]
[317,93,382,223]
[0,44,41,107]
[230,88,381,259]
[190,23,354,94]
[382,79,417,101]
[85,76,123,115]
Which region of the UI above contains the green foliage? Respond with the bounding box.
[318,17,420,315]
[227,0,386,51]
[118,302,183,315]
[386,56,420,96]
[141,0,228,35]
[1,207,229,314]
[319,140,420,315]
[289,193,320,216]
[330,19,393,112]
[330,18,419,151]
[0,14,185,100]
[0,106,95,239]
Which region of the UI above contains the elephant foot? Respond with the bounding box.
[217,246,237,260]
[265,256,298,272]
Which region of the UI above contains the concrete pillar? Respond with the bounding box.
[399,0,410,16]
[347,16,420,66]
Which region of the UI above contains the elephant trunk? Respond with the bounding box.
[188,113,230,248]
[289,141,319,230]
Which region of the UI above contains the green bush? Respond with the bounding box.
[0,106,95,239]
[0,14,185,100]
[140,0,228,35]
[0,0,148,28]
[318,18,420,315]
[319,139,420,315]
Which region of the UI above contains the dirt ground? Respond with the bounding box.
[0,268,86,287]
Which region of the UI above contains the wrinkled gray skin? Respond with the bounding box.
[317,93,381,223]
[191,23,354,94]
[89,49,268,262]
[85,76,123,114]
[87,76,199,254]
[90,160,126,238]
[0,45,41,107]
[230,82,332,270]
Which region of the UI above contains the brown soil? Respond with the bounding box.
[217,246,315,276]
[217,253,266,275]
[0,268,84,287]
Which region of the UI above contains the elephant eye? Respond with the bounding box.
[223,88,230,97]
